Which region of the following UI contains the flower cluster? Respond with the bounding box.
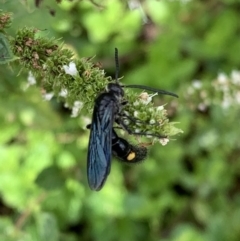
[184,70,240,113]
[121,90,182,145]
[0,10,12,30]
[9,27,181,146]
[213,71,240,109]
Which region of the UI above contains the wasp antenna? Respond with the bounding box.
[123,84,179,98]
[115,48,120,82]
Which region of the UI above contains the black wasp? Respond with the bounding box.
[87,48,178,191]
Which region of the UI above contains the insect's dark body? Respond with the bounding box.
[112,129,147,163]
[87,48,178,191]
[87,83,125,190]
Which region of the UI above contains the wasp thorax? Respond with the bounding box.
[107,83,124,97]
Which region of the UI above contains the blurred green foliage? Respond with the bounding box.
[1,0,240,241]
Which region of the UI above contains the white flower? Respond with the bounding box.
[134,111,139,118]
[63,62,78,76]
[133,101,140,106]
[159,138,169,146]
[149,107,154,112]
[23,71,37,91]
[236,91,240,104]
[139,92,148,102]
[134,128,141,133]
[123,119,130,125]
[146,134,154,138]
[71,101,83,118]
[231,70,240,85]
[217,73,228,84]
[43,92,54,101]
[156,105,164,112]
[27,71,36,85]
[149,119,155,125]
[139,92,158,105]
[192,80,202,89]
[59,88,68,98]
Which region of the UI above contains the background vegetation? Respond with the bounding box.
[1,0,240,241]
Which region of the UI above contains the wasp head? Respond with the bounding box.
[107,82,124,98]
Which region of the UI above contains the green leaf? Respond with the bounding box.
[0,33,15,64]
[36,212,59,241]
[35,166,65,191]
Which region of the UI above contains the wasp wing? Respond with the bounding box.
[87,98,115,191]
